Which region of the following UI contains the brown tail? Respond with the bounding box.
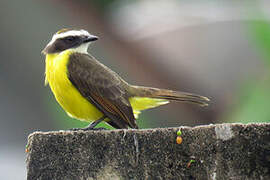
[130,85,210,107]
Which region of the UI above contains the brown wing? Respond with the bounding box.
[67,52,138,129]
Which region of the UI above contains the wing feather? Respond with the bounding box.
[67,53,137,129]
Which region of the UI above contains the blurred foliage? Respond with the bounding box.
[228,11,270,123]
[84,0,132,11]
[90,0,118,10]
[228,76,270,123]
[249,20,270,67]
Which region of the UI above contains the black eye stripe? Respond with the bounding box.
[59,36,82,42]
[63,36,77,41]
[43,36,83,54]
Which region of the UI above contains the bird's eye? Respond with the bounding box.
[65,36,75,42]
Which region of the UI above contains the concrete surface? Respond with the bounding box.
[26,123,270,180]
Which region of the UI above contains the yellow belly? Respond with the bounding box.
[45,50,103,122]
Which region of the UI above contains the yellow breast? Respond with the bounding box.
[45,50,103,122]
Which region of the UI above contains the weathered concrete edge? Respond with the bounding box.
[26,123,270,179]
[27,122,269,138]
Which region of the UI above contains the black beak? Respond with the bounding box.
[83,36,98,43]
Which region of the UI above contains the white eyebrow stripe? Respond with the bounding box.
[47,30,90,46]
[53,30,90,40]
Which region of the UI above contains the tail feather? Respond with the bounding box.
[131,86,210,107]
[154,91,209,107]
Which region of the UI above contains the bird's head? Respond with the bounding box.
[42,28,98,55]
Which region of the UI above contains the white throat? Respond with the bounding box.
[70,43,90,54]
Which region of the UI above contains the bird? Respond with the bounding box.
[42,28,209,130]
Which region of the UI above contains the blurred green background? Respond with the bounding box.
[1,0,270,179]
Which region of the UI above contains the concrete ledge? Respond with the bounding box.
[26,123,270,180]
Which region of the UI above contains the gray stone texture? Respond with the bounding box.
[26,123,270,180]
